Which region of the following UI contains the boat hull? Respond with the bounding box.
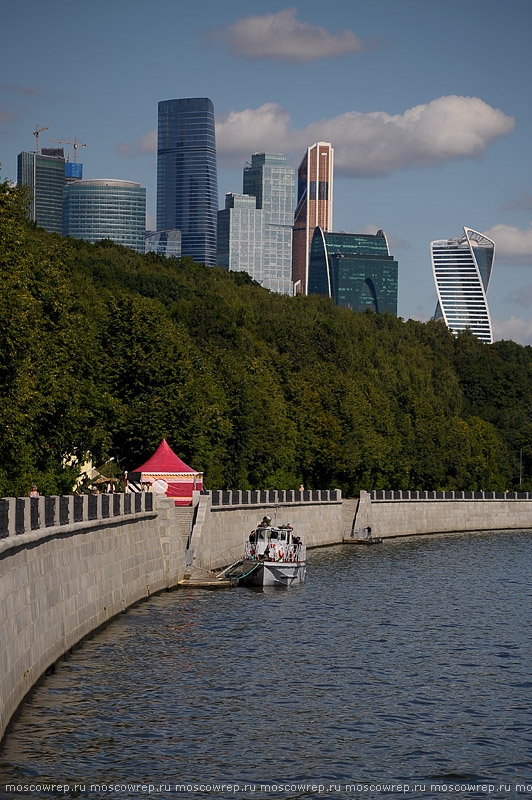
[240,560,306,587]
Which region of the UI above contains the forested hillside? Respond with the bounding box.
[2,177,532,496]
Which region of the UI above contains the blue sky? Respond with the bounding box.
[2,0,532,342]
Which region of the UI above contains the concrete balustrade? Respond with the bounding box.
[354,489,532,537]
[0,492,154,542]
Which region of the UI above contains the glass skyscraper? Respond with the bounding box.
[62,179,146,253]
[432,227,494,344]
[157,97,218,267]
[308,228,398,314]
[292,142,334,294]
[243,153,295,294]
[217,193,264,283]
[145,229,182,258]
[17,149,66,234]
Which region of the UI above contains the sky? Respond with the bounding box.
[2,0,532,343]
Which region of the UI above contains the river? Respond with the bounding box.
[1,530,532,800]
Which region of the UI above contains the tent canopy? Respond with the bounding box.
[133,439,203,505]
[134,438,199,475]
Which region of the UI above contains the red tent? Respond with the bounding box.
[134,439,203,505]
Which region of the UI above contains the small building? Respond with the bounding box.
[131,439,203,505]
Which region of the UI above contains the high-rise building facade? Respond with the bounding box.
[431,227,494,344]
[292,142,334,294]
[308,228,398,314]
[157,97,218,266]
[63,179,146,253]
[243,153,295,294]
[217,193,264,283]
[17,149,66,234]
[145,229,182,258]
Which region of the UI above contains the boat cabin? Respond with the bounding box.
[245,523,302,562]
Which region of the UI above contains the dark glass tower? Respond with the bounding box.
[17,149,66,234]
[157,98,218,266]
[308,228,398,314]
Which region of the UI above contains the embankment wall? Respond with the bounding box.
[354,490,532,537]
[189,489,343,571]
[0,494,188,742]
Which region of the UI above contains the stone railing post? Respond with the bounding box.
[22,498,31,533]
[34,497,44,530]
[5,498,16,537]
[62,496,74,526]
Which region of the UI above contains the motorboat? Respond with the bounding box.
[219,518,306,587]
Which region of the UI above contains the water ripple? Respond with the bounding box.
[1,530,532,799]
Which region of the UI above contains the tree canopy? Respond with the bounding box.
[1,178,530,495]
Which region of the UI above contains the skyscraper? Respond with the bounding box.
[157,98,218,266]
[308,228,398,314]
[431,227,494,344]
[63,179,146,253]
[145,229,182,258]
[292,142,334,294]
[217,193,264,283]
[242,153,295,294]
[17,148,66,234]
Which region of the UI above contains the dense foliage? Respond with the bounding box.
[1,178,531,496]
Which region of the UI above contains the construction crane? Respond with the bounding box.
[49,136,87,162]
[33,125,50,154]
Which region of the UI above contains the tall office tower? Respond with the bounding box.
[145,229,182,258]
[431,227,494,344]
[308,228,398,314]
[292,142,334,294]
[157,98,218,266]
[63,179,146,253]
[217,193,264,283]
[17,148,66,233]
[243,153,295,294]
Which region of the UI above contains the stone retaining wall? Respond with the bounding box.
[353,490,532,537]
[189,490,343,571]
[0,494,187,743]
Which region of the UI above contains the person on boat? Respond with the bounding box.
[249,531,256,543]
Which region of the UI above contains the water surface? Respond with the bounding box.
[1,531,532,799]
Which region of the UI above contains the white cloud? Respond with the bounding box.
[219,8,363,63]
[118,95,514,179]
[483,222,532,264]
[493,316,532,346]
[216,96,514,177]
[307,95,514,177]
[215,103,293,164]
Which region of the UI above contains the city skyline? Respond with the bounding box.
[2,0,532,341]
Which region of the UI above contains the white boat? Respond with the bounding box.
[220,518,306,587]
